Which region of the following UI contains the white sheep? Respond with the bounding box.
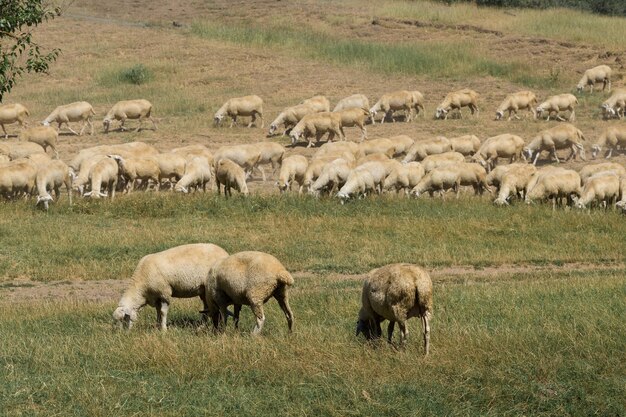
[205,251,294,334]
[42,101,95,135]
[151,153,188,189]
[0,103,29,139]
[536,94,578,122]
[310,157,354,196]
[493,164,537,205]
[410,168,460,198]
[252,142,285,181]
[356,152,390,166]
[276,155,308,194]
[113,243,229,330]
[314,141,360,159]
[402,137,453,163]
[358,138,397,159]
[336,169,377,201]
[333,94,369,112]
[591,126,626,159]
[574,173,620,209]
[495,91,537,121]
[524,124,586,165]
[108,155,160,193]
[409,90,426,119]
[576,65,611,93]
[435,89,479,120]
[356,263,432,354]
[369,90,415,124]
[268,104,317,136]
[421,152,465,173]
[600,89,626,119]
[214,95,264,128]
[578,162,626,184]
[72,154,107,195]
[0,141,45,160]
[386,135,416,157]
[213,145,262,179]
[382,162,425,195]
[335,107,368,142]
[448,135,481,156]
[299,95,330,113]
[103,99,157,133]
[0,159,37,199]
[525,168,581,209]
[290,112,344,148]
[35,160,73,210]
[84,157,119,199]
[616,176,626,213]
[471,134,525,172]
[174,157,212,193]
[337,160,402,199]
[215,158,249,197]
[19,126,59,159]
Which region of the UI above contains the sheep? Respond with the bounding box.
[359,138,397,159]
[356,263,432,354]
[336,169,377,200]
[309,157,354,196]
[338,160,402,198]
[591,126,626,159]
[214,95,264,128]
[0,159,37,199]
[435,89,479,120]
[276,155,308,194]
[408,90,426,119]
[268,104,317,136]
[383,162,425,195]
[495,91,537,121]
[174,157,212,193]
[205,251,294,334]
[299,95,330,113]
[18,126,59,159]
[536,94,578,122]
[616,176,626,213]
[447,134,481,156]
[42,101,95,135]
[576,65,611,93]
[25,152,52,168]
[421,152,465,173]
[387,135,416,157]
[84,157,119,199]
[213,145,262,179]
[290,112,344,148]
[369,90,415,124]
[302,152,355,192]
[171,145,214,168]
[471,134,525,172]
[108,155,160,193]
[524,124,586,165]
[215,158,249,197]
[151,153,188,189]
[402,137,453,163]
[0,141,46,161]
[357,152,390,166]
[113,243,229,330]
[333,94,369,112]
[253,142,285,181]
[493,164,537,205]
[314,141,360,159]
[410,168,460,198]
[335,107,368,142]
[102,99,157,133]
[35,160,73,210]
[303,158,327,192]
[0,103,29,139]
[578,162,626,184]
[600,90,626,119]
[525,168,581,209]
[486,163,525,193]
[72,154,107,195]
[574,173,620,209]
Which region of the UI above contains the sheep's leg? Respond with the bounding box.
[233,304,242,329]
[257,165,266,182]
[88,118,95,135]
[606,148,613,159]
[422,314,430,355]
[250,304,265,335]
[155,300,169,330]
[387,321,395,343]
[360,125,367,142]
[568,109,575,122]
[1,124,7,139]
[119,117,127,131]
[532,152,540,165]
[553,147,561,163]
[275,286,294,332]
[66,124,79,136]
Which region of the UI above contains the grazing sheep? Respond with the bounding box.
[578,162,626,184]
[359,138,397,158]
[386,135,416,157]
[0,103,29,138]
[421,152,465,173]
[302,159,327,192]
[174,157,212,193]
[411,168,461,198]
[215,158,249,197]
[113,244,229,330]
[0,159,37,199]
[253,142,285,181]
[536,94,578,122]
[310,157,354,196]
[493,164,537,205]
[435,89,479,120]
[487,163,524,193]
[525,168,581,209]
[591,126,626,159]
[525,124,586,165]
[409,90,426,119]
[600,90,626,119]
[19,126,59,159]
[42,101,95,135]
[616,176,626,213]
[103,99,156,133]
[214,95,264,128]
[300,95,330,113]
[171,144,214,166]
[357,152,390,166]
[356,263,432,354]
[333,94,369,112]
[495,91,537,121]
[402,137,453,163]
[336,169,377,200]
[205,251,294,334]
[447,134,481,156]
[72,154,107,195]
[369,90,414,124]
[151,153,188,189]
[336,107,369,142]
[471,134,525,172]
[213,145,262,179]
[576,65,611,93]
[108,155,160,193]
[276,155,308,194]
[290,112,344,148]
[383,162,425,195]
[25,152,52,168]
[314,141,360,159]
[35,160,73,210]
[574,173,620,209]
[338,160,402,199]
[268,104,317,136]
[84,157,119,199]
[0,141,45,160]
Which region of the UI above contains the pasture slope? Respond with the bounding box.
[0,1,625,416]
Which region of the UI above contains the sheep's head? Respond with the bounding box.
[276,180,289,193]
[535,106,545,116]
[493,196,509,206]
[616,200,626,213]
[523,147,533,160]
[213,113,224,126]
[435,107,448,119]
[576,84,585,93]
[574,199,586,210]
[355,319,375,339]
[175,184,188,193]
[591,145,601,159]
[36,194,53,210]
[289,130,301,145]
[102,118,111,133]
[494,110,504,121]
[268,124,278,136]
[410,189,421,198]
[113,306,138,329]
[41,120,50,126]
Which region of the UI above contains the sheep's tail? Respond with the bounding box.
[90,107,96,116]
[277,270,294,286]
[25,108,30,116]
[578,129,586,141]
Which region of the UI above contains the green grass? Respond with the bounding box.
[0,270,624,416]
[0,194,625,281]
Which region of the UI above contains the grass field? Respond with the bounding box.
[1,0,626,415]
